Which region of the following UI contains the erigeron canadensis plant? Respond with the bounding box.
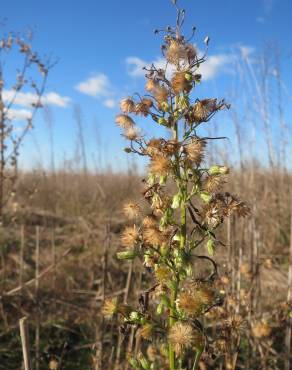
[103,2,250,369]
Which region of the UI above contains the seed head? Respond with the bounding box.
[193,99,217,121]
[149,155,172,176]
[143,226,167,246]
[204,175,224,193]
[123,202,141,219]
[171,71,192,94]
[145,78,158,92]
[120,97,135,113]
[185,138,206,165]
[177,292,204,316]
[142,215,158,229]
[115,114,135,129]
[139,323,154,340]
[168,322,203,355]
[252,321,271,338]
[124,126,141,140]
[120,225,139,248]
[102,297,118,318]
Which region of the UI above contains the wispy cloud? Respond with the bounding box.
[75,73,117,108]
[2,90,71,108]
[5,108,32,121]
[126,52,231,81]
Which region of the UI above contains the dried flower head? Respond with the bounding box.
[143,226,167,246]
[142,215,158,229]
[102,297,118,318]
[177,292,204,316]
[139,323,154,340]
[149,155,172,176]
[145,138,163,157]
[123,202,141,219]
[171,71,192,94]
[168,322,203,355]
[145,78,158,92]
[204,204,222,228]
[185,138,206,165]
[252,321,271,338]
[134,98,153,116]
[193,99,217,121]
[124,126,141,140]
[120,225,139,248]
[165,39,196,65]
[204,175,225,193]
[115,114,135,129]
[153,85,168,105]
[120,97,135,113]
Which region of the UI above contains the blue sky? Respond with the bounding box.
[1,0,292,171]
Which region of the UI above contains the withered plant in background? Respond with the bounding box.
[0,31,51,222]
[104,1,250,369]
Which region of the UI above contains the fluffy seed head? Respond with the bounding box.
[171,71,192,94]
[115,114,135,129]
[185,138,206,165]
[134,98,153,116]
[124,126,141,140]
[139,323,154,340]
[145,78,158,92]
[149,155,172,176]
[142,215,158,229]
[120,225,139,248]
[204,175,224,193]
[120,97,135,113]
[123,202,141,219]
[143,226,167,246]
[193,99,217,121]
[102,297,118,318]
[177,292,204,316]
[168,322,203,355]
[252,321,271,338]
[153,85,168,105]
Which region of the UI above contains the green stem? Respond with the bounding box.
[168,287,177,370]
[192,348,203,370]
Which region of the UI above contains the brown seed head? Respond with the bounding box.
[171,71,192,94]
[168,322,203,355]
[153,85,168,105]
[124,126,141,140]
[120,97,135,113]
[177,292,204,316]
[120,225,139,248]
[123,202,141,219]
[185,138,206,165]
[252,321,271,338]
[142,215,158,229]
[193,99,217,121]
[204,175,225,193]
[143,226,167,246]
[139,323,154,340]
[149,155,172,176]
[115,114,135,129]
[102,297,118,318]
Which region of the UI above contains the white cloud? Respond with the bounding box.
[103,99,116,108]
[2,90,71,108]
[5,108,32,121]
[75,74,111,98]
[126,52,229,81]
[75,73,116,109]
